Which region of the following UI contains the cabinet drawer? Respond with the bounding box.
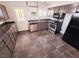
[0,41,11,57]
[3,34,14,53]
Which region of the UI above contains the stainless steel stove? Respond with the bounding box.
[48,20,57,33]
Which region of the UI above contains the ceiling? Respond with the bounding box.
[0,1,78,8]
[39,1,78,8]
[26,1,78,8]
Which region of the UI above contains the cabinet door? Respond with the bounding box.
[11,25,16,40]
[41,22,45,30]
[76,4,79,12]
[8,30,16,46]
[42,22,48,30]
[0,41,11,57]
[65,4,78,13]
[14,24,17,38]
[37,22,48,30]
[64,5,73,13]
[37,22,42,31]
[72,3,79,13]
[4,34,14,53]
[30,24,35,32]
[44,22,48,29]
[12,24,17,40]
[34,24,37,31]
[59,6,64,13]
[64,5,69,13]
[54,7,59,13]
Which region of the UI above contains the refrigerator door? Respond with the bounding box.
[63,13,79,50]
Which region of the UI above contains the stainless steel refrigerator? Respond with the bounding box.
[63,13,79,50]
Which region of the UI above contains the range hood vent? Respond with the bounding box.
[26,1,38,7]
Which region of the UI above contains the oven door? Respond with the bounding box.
[49,22,57,32]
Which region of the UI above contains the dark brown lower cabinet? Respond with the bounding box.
[42,22,48,30]
[29,20,48,32]
[37,22,48,31]
[0,41,11,58]
[0,23,17,57]
[3,34,14,53]
[11,24,17,41]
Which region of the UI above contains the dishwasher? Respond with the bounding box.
[29,23,37,32]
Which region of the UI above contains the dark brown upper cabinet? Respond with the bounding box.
[54,7,60,13]
[59,6,65,13]
[53,3,78,14]
[74,3,79,12]
[0,5,9,21]
[63,3,78,13]
[63,5,70,13]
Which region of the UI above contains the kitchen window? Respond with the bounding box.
[15,9,25,21]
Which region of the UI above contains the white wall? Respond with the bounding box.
[26,2,48,20]
[0,1,48,31]
[0,1,14,21]
[38,6,48,17]
[0,1,29,31]
[38,2,48,17]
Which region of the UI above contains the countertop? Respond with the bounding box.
[28,19,49,23]
[0,21,15,42]
[28,17,63,23]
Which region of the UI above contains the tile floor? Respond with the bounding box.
[12,30,79,58]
